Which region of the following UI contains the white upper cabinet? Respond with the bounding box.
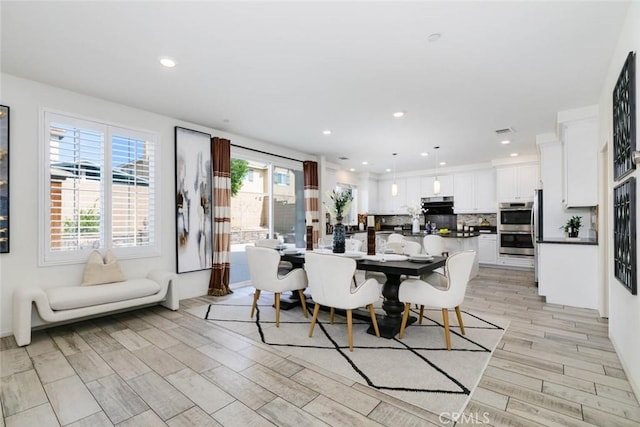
[377,178,407,213]
[453,169,496,213]
[420,175,454,197]
[496,164,539,202]
[405,177,422,206]
[561,116,598,207]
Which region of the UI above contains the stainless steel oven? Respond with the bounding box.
[499,202,534,256]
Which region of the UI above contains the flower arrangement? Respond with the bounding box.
[404,201,421,220]
[324,189,353,219]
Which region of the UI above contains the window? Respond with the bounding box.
[41,111,158,265]
[274,169,290,186]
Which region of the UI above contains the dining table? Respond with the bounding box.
[280,249,447,339]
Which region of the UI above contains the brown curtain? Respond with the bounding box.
[303,161,320,245]
[208,137,232,296]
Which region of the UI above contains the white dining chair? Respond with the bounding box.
[397,250,476,350]
[387,233,405,243]
[305,252,381,351]
[245,246,308,327]
[255,238,293,273]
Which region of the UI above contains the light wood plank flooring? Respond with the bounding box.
[1,267,638,426]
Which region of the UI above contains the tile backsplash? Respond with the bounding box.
[372,213,497,227]
[457,213,497,226]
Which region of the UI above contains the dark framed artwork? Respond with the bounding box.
[613,177,636,295]
[613,51,636,181]
[175,127,213,273]
[0,105,9,253]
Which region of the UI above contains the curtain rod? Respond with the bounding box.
[230,143,304,163]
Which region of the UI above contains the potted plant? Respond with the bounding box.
[563,215,582,238]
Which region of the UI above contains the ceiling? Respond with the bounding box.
[0,1,630,174]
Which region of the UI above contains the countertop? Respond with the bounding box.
[538,237,598,246]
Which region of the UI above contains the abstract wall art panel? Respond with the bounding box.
[613,177,636,295]
[613,51,636,181]
[175,127,213,273]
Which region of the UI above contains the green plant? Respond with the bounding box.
[324,189,353,218]
[64,206,100,235]
[562,215,582,233]
[230,159,249,197]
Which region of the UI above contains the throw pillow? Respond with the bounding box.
[81,249,127,286]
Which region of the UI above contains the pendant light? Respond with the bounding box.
[433,146,441,195]
[391,153,398,196]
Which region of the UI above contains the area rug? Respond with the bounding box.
[186,287,508,417]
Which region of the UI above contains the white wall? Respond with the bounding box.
[599,1,640,401]
[0,74,314,337]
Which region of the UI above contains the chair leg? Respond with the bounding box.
[455,306,465,335]
[347,309,353,352]
[352,275,358,287]
[399,303,411,339]
[298,290,308,318]
[368,304,380,338]
[442,308,451,350]
[419,305,424,324]
[250,289,261,318]
[309,304,321,337]
[275,293,281,327]
[330,307,335,324]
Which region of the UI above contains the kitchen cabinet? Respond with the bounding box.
[453,169,496,213]
[420,175,454,197]
[561,116,598,207]
[377,178,406,213]
[496,164,539,202]
[538,242,599,312]
[477,233,497,264]
[405,176,422,206]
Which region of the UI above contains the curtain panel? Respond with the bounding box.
[208,137,232,296]
[303,161,320,245]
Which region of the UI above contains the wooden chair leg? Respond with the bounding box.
[347,309,353,352]
[298,290,308,318]
[250,289,261,318]
[368,304,380,337]
[330,307,335,324]
[442,308,451,350]
[399,303,411,339]
[275,293,281,327]
[309,304,321,337]
[455,306,465,335]
[419,305,424,324]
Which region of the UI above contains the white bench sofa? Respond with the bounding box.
[13,270,178,346]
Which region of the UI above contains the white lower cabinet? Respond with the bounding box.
[477,234,497,264]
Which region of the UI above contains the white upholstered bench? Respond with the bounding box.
[13,270,178,346]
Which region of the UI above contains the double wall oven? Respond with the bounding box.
[499,202,534,257]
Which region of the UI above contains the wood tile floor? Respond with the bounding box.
[1,267,638,426]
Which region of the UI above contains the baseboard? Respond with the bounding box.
[609,334,640,405]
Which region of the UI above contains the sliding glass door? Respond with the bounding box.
[229,155,304,284]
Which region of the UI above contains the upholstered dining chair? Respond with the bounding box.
[422,234,446,257]
[397,250,476,350]
[387,240,422,256]
[245,246,308,327]
[305,252,381,351]
[255,238,292,273]
[387,233,405,243]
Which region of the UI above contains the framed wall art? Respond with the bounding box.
[0,105,9,253]
[613,51,636,181]
[613,177,636,295]
[175,126,213,273]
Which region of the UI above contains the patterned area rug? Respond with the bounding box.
[187,286,508,418]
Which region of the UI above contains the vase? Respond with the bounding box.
[412,218,420,234]
[333,216,346,253]
[568,228,579,238]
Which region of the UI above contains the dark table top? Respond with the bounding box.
[281,252,446,276]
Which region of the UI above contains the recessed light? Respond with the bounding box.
[392,111,405,118]
[501,140,511,145]
[159,57,176,68]
[362,161,368,165]
[385,168,392,172]
[322,129,332,135]
[510,153,519,157]
[439,161,447,166]
[427,33,442,42]
[420,152,429,157]
[349,168,356,172]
